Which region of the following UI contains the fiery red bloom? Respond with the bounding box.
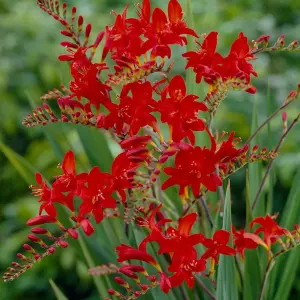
[201,229,236,264]
[232,226,259,259]
[102,5,144,64]
[157,75,207,144]
[219,32,258,83]
[78,167,116,224]
[116,244,160,270]
[104,81,158,135]
[250,215,288,249]
[53,151,77,193]
[162,213,204,255]
[66,47,111,110]
[162,142,222,198]
[138,204,172,252]
[111,152,139,202]
[183,31,221,83]
[30,173,71,217]
[142,1,198,58]
[169,251,206,289]
[183,31,257,92]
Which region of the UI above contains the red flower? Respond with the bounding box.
[183,32,258,92]
[157,75,207,144]
[169,251,206,289]
[161,213,204,255]
[250,215,288,249]
[201,229,236,264]
[78,167,116,224]
[162,142,222,199]
[232,226,259,259]
[30,173,72,217]
[70,63,111,111]
[142,1,198,59]
[116,244,161,270]
[104,81,158,136]
[222,32,258,82]
[183,31,221,83]
[167,0,198,39]
[53,151,77,193]
[138,204,172,253]
[111,152,139,202]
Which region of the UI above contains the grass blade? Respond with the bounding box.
[243,170,262,300]
[49,279,68,300]
[216,182,238,300]
[0,143,37,185]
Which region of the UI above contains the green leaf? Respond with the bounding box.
[268,168,300,299]
[243,170,262,300]
[216,182,238,300]
[0,143,37,184]
[249,98,265,217]
[49,279,68,300]
[76,125,113,172]
[78,234,109,298]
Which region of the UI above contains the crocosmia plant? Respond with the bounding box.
[3,0,300,299]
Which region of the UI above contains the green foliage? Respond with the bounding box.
[216,182,238,300]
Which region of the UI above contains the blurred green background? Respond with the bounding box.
[0,0,300,299]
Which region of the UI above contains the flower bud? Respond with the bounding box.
[67,228,78,240]
[58,240,69,248]
[48,247,56,254]
[23,244,34,252]
[28,234,41,243]
[31,228,48,234]
[80,219,95,236]
[26,215,56,226]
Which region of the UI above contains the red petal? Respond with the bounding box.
[219,245,236,256]
[152,8,168,33]
[169,75,186,98]
[62,150,76,176]
[202,32,218,53]
[168,0,183,24]
[35,173,43,185]
[160,272,172,294]
[213,229,230,244]
[178,212,198,236]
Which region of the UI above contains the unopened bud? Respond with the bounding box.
[31,228,48,234]
[23,244,34,252]
[48,247,56,254]
[26,215,56,226]
[28,234,41,243]
[58,240,69,248]
[147,275,157,282]
[67,228,78,240]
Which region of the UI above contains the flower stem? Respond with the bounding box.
[199,195,214,229]
[258,259,276,300]
[252,113,300,210]
[194,276,216,300]
[245,97,296,145]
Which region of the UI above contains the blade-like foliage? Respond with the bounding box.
[216,182,238,300]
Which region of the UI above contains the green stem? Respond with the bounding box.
[245,96,296,145]
[252,113,300,210]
